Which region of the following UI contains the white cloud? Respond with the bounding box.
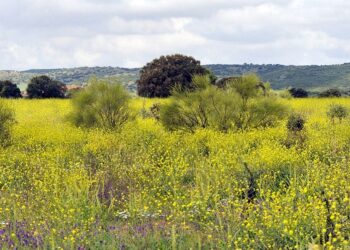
[0,0,349,70]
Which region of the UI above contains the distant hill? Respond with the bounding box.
[1,63,350,93]
[0,67,139,92]
[206,63,350,91]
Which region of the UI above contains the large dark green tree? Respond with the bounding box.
[0,80,22,98]
[289,88,308,98]
[137,54,216,98]
[27,76,67,98]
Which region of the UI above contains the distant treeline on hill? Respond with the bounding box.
[1,63,350,93]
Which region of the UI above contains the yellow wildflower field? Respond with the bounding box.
[1,98,350,249]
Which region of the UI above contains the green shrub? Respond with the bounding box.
[319,89,342,98]
[160,74,287,132]
[0,100,15,146]
[327,104,348,124]
[287,113,305,132]
[244,98,288,129]
[67,78,131,130]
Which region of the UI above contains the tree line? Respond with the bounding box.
[0,54,345,99]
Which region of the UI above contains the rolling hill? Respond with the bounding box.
[1,63,350,93]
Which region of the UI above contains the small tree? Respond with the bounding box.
[327,104,348,124]
[137,54,216,98]
[27,75,66,98]
[0,100,15,146]
[0,80,22,98]
[289,88,308,98]
[67,78,131,130]
[319,88,342,98]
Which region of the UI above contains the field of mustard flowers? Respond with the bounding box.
[1,98,350,249]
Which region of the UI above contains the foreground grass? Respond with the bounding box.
[1,98,350,248]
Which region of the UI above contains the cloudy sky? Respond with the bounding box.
[1,0,350,70]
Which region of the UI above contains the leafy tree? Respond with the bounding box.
[289,88,308,98]
[319,88,342,98]
[0,80,22,98]
[0,100,15,146]
[137,54,216,98]
[67,78,131,130]
[327,104,348,124]
[27,75,67,98]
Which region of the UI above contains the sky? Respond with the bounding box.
[1,0,350,70]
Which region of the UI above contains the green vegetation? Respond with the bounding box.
[0,80,22,98]
[319,88,342,98]
[0,100,15,146]
[289,87,308,98]
[27,75,67,98]
[137,54,215,97]
[327,104,348,124]
[160,74,287,132]
[3,62,350,93]
[67,78,131,129]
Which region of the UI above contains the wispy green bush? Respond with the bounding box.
[160,74,287,132]
[67,78,131,130]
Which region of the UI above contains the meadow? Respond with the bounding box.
[1,98,350,249]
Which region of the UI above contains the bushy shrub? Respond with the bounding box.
[0,100,15,146]
[244,98,287,129]
[287,113,305,132]
[285,113,307,148]
[27,76,66,98]
[319,88,342,98]
[289,88,308,98]
[278,90,292,99]
[160,74,287,132]
[0,80,22,98]
[67,78,131,130]
[327,104,348,124]
[137,54,216,98]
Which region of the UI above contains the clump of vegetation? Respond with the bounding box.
[160,75,240,132]
[140,102,161,120]
[0,100,15,146]
[0,80,22,98]
[160,74,287,132]
[149,103,161,120]
[27,75,67,98]
[278,89,292,99]
[137,54,216,98]
[287,113,305,132]
[289,87,308,98]
[327,104,348,124]
[319,88,342,98]
[285,113,307,148]
[67,78,131,129]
